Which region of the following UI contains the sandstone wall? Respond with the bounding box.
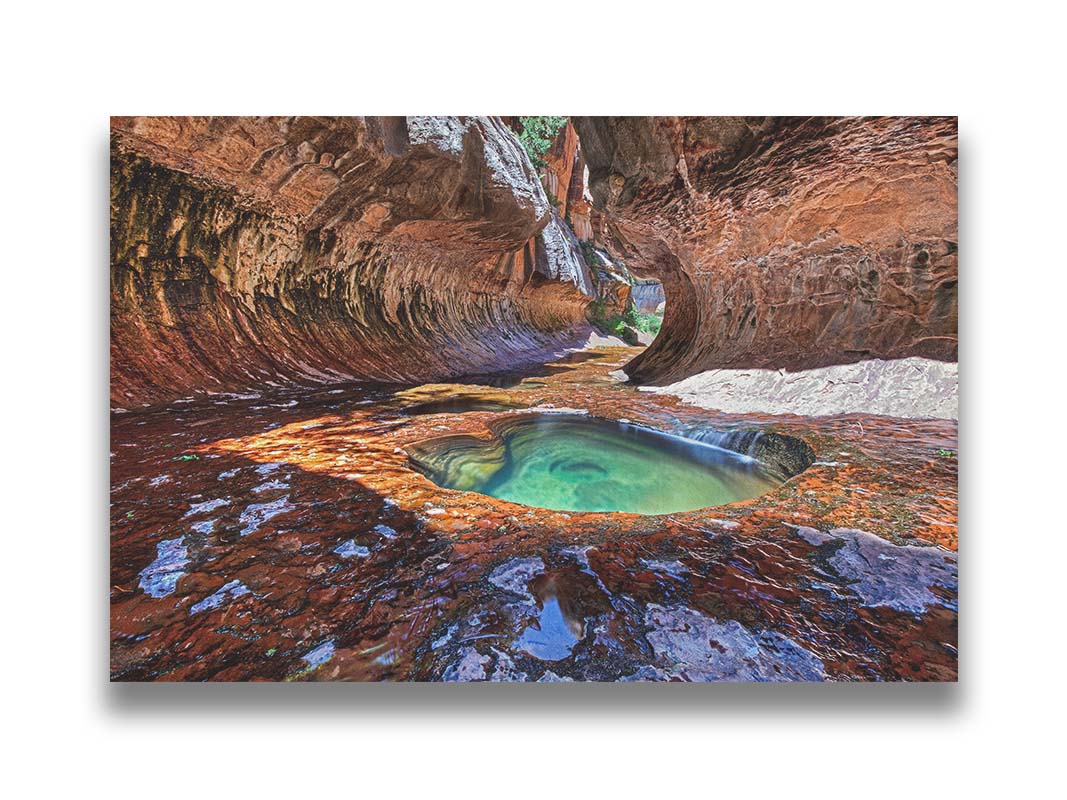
[571,116,958,384]
[541,120,580,215]
[631,281,665,314]
[111,117,594,407]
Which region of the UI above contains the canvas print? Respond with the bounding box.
[110,116,958,682]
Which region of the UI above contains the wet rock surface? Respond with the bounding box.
[111,347,957,681]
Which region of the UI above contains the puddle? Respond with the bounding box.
[409,413,787,514]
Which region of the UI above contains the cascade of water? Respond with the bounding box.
[679,427,765,457]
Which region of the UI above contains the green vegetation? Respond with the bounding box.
[517,116,567,169]
[579,241,601,269]
[587,299,632,341]
[587,299,663,343]
[630,310,663,335]
[937,448,956,458]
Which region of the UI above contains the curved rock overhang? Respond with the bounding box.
[571,116,958,385]
[110,116,595,407]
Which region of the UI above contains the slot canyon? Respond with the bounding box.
[111,116,957,681]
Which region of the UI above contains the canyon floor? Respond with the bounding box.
[110,346,958,682]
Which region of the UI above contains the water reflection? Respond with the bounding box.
[516,568,609,661]
[517,595,581,661]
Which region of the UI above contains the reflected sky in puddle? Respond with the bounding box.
[512,567,609,662]
[517,595,583,661]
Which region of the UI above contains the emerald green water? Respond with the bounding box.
[408,414,785,515]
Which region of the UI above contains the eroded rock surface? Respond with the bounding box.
[110,348,957,681]
[109,118,959,682]
[111,116,594,407]
[571,116,958,384]
[642,356,958,419]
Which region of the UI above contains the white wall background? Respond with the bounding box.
[2,2,1063,797]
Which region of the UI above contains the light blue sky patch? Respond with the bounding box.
[333,539,371,558]
[183,498,230,517]
[239,496,295,536]
[138,537,189,598]
[190,519,217,534]
[301,640,335,669]
[189,579,250,614]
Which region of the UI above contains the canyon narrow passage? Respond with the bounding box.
[111,116,957,682]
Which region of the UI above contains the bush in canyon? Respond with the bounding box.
[518,116,567,169]
[587,300,662,343]
[629,310,662,336]
[578,240,602,270]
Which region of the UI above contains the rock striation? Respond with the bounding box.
[113,116,959,408]
[110,347,957,681]
[642,357,959,420]
[571,116,958,385]
[111,116,594,407]
[631,280,665,314]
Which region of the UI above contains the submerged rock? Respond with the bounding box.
[110,347,958,681]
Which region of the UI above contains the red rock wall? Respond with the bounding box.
[541,121,579,215]
[572,116,958,384]
[111,117,594,407]
[541,120,597,242]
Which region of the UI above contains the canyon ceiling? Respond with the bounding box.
[110,116,957,406]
